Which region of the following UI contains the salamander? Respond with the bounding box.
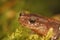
[18,11,60,40]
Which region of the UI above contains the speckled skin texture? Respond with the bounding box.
[18,12,60,40]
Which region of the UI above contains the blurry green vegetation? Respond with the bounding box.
[0,0,60,40]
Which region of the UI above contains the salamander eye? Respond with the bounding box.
[29,16,36,23]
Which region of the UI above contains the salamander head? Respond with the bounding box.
[18,11,48,35]
[19,12,40,28]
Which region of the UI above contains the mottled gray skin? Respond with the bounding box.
[18,12,60,40]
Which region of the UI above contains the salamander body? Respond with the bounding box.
[18,11,60,40]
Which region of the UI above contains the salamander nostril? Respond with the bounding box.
[20,13,22,16]
[20,12,25,16]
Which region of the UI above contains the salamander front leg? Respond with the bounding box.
[51,33,60,40]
